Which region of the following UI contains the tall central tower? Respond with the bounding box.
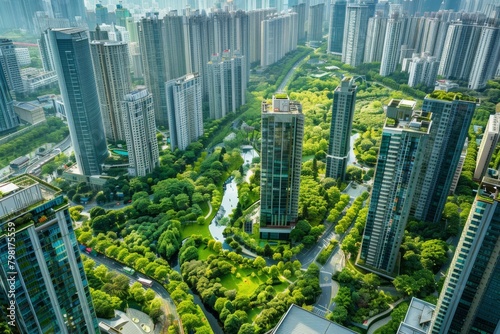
[260,94,304,240]
[49,28,108,176]
[326,77,357,181]
[359,100,431,275]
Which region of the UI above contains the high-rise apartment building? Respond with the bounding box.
[430,177,500,334]
[261,11,298,67]
[380,8,403,76]
[326,77,357,181]
[411,92,477,223]
[164,10,188,81]
[0,39,24,95]
[468,25,500,90]
[48,28,108,176]
[90,40,132,143]
[38,31,55,73]
[138,14,169,127]
[260,95,304,240]
[207,50,247,120]
[474,113,500,180]
[358,100,431,275]
[307,3,324,43]
[125,17,139,43]
[248,9,276,64]
[439,22,481,81]
[327,0,347,54]
[121,89,159,177]
[184,10,210,96]
[0,174,98,333]
[115,3,131,27]
[407,53,439,88]
[165,73,204,151]
[0,61,19,134]
[291,3,306,42]
[342,5,369,67]
[364,14,387,63]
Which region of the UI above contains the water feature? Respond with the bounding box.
[208,146,258,243]
[112,149,129,156]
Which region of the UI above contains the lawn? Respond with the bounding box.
[197,245,218,261]
[181,222,211,240]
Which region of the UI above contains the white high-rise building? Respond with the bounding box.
[261,11,298,67]
[342,5,369,67]
[380,8,403,76]
[90,40,132,143]
[468,25,500,90]
[165,73,204,151]
[474,113,500,180]
[248,9,276,64]
[364,15,387,63]
[121,88,159,177]
[407,53,439,88]
[207,50,247,120]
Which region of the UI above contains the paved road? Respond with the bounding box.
[276,53,311,92]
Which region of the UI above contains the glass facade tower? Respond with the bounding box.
[431,177,500,334]
[260,95,304,240]
[48,28,108,176]
[0,175,98,333]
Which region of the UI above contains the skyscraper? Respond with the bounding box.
[468,25,500,90]
[307,3,324,43]
[474,113,500,180]
[0,39,24,95]
[121,88,159,177]
[358,100,431,275]
[165,73,204,151]
[407,53,439,88]
[138,14,169,127]
[207,50,247,120]
[291,3,306,42]
[328,0,347,54]
[438,22,482,81]
[248,9,276,65]
[411,92,477,223]
[0,61,19,134]
[430,177,500,334]
[326,77,357,181]
[260,94,304,240]
[364,14,387,63]
[380,8,403,76]
[342,5,369,67]
[48,28,108,176]
[261,11,298,67]
[90,40,132,143]
[164,10,188,81]
[0,174,99,333]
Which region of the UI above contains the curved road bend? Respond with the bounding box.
[84,252,224,334]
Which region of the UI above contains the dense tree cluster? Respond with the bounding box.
[0,117,69,168]
[82,257,162,322]
[331,269,392,325]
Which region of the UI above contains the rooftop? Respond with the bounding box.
[272,304,358,334]
[385,110,432,134]
[477,177,500,203]
[13,101,42,111]
[397,297,435,334]
[427,90,478,103]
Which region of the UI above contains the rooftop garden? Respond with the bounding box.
[428,90,478,103]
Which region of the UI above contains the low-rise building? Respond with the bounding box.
[13,101,46,124]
